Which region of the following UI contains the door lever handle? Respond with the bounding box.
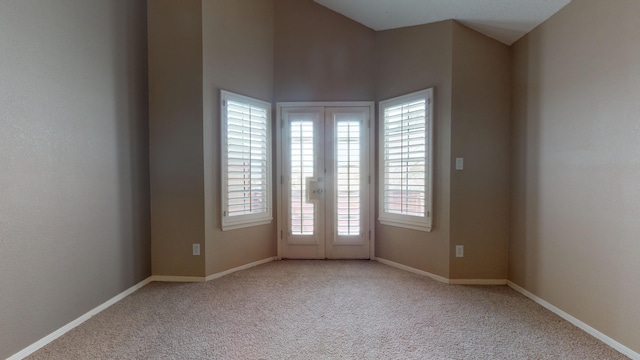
[306,177,324,202]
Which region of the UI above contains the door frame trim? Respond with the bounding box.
[275,101,376,260]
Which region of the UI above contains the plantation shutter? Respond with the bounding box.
[378,88,433,232]
[382,99,426,217]
[227,101,267,216]
[222,91,272,230]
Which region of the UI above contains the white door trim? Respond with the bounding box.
[276,101,375,260]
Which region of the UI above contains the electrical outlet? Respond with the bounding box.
[455,245,464,258]
[192,243,200,256]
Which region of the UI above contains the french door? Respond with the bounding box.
[277,103,374,259]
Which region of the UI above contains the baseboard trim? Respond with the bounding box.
[8,257,277,359]
[449,279,507,285]
[375,258,507,285]
[375,257,450,284]
[507,281,640,360]
[149,275,206,282]
[205,257,276,281]
[7,276,153,360]
[19,260,634,360]
[150,257,276,283]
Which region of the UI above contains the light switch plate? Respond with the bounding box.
[455,158,464,170]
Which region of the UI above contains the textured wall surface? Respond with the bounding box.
[0,0,150,358]
[4,0,637,357]
[203,0,276,275]
[374,21,453,278]
[148,0,205,276]
[510,0,640,354]
[450,22,510,279]
[274,0,375,102]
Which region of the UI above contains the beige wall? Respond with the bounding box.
[450,22,510,279]
[0,0,150,358]
[510,0,640,353]
[6,0,634,356]
[148,0,205,276]
[149,0,277,277]
[375,21,510,281]
[149,0,509,283]
[203,0,276,275]
[274,0,375,102]
[375,21,453,278]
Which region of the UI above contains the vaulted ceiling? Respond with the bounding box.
[313,0,572,45]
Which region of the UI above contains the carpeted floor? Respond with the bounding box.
[28,260,627,359]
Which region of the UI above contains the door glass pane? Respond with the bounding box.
[290,120,315,235]
[336,119,360,235]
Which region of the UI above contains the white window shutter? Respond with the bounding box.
[221,91,272,231]
[379,89,433,232]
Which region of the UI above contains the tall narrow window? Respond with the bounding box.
[336,118,361,236]
[289,119,315,235]
[379,88,433,232]
[221,90,272,231]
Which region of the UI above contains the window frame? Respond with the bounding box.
[378,88,434,232]
[221,90,273,231]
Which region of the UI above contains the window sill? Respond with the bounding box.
[222,218,273,232]
[378,218,432,232]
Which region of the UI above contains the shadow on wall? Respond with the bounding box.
[111,0,151,286]
[509,28,542,290]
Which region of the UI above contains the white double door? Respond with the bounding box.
[278,103,373,259]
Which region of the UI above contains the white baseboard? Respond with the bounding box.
[149,275,206,282]
[375,257,450,284]
[19,259,634,360]
[376,258,507,285]
[449,279,507,285]
[205,257,276,281]
[8,257,277,360]
[150,257,276,283]
[8,277,153,360]
[507,281,640,360]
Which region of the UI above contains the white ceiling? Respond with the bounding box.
[313,0,571,45]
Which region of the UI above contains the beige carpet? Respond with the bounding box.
[28,260,627,359]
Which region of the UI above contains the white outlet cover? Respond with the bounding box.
[455,245,464,257]
[193,244,201,256]
[455,158,464,170]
